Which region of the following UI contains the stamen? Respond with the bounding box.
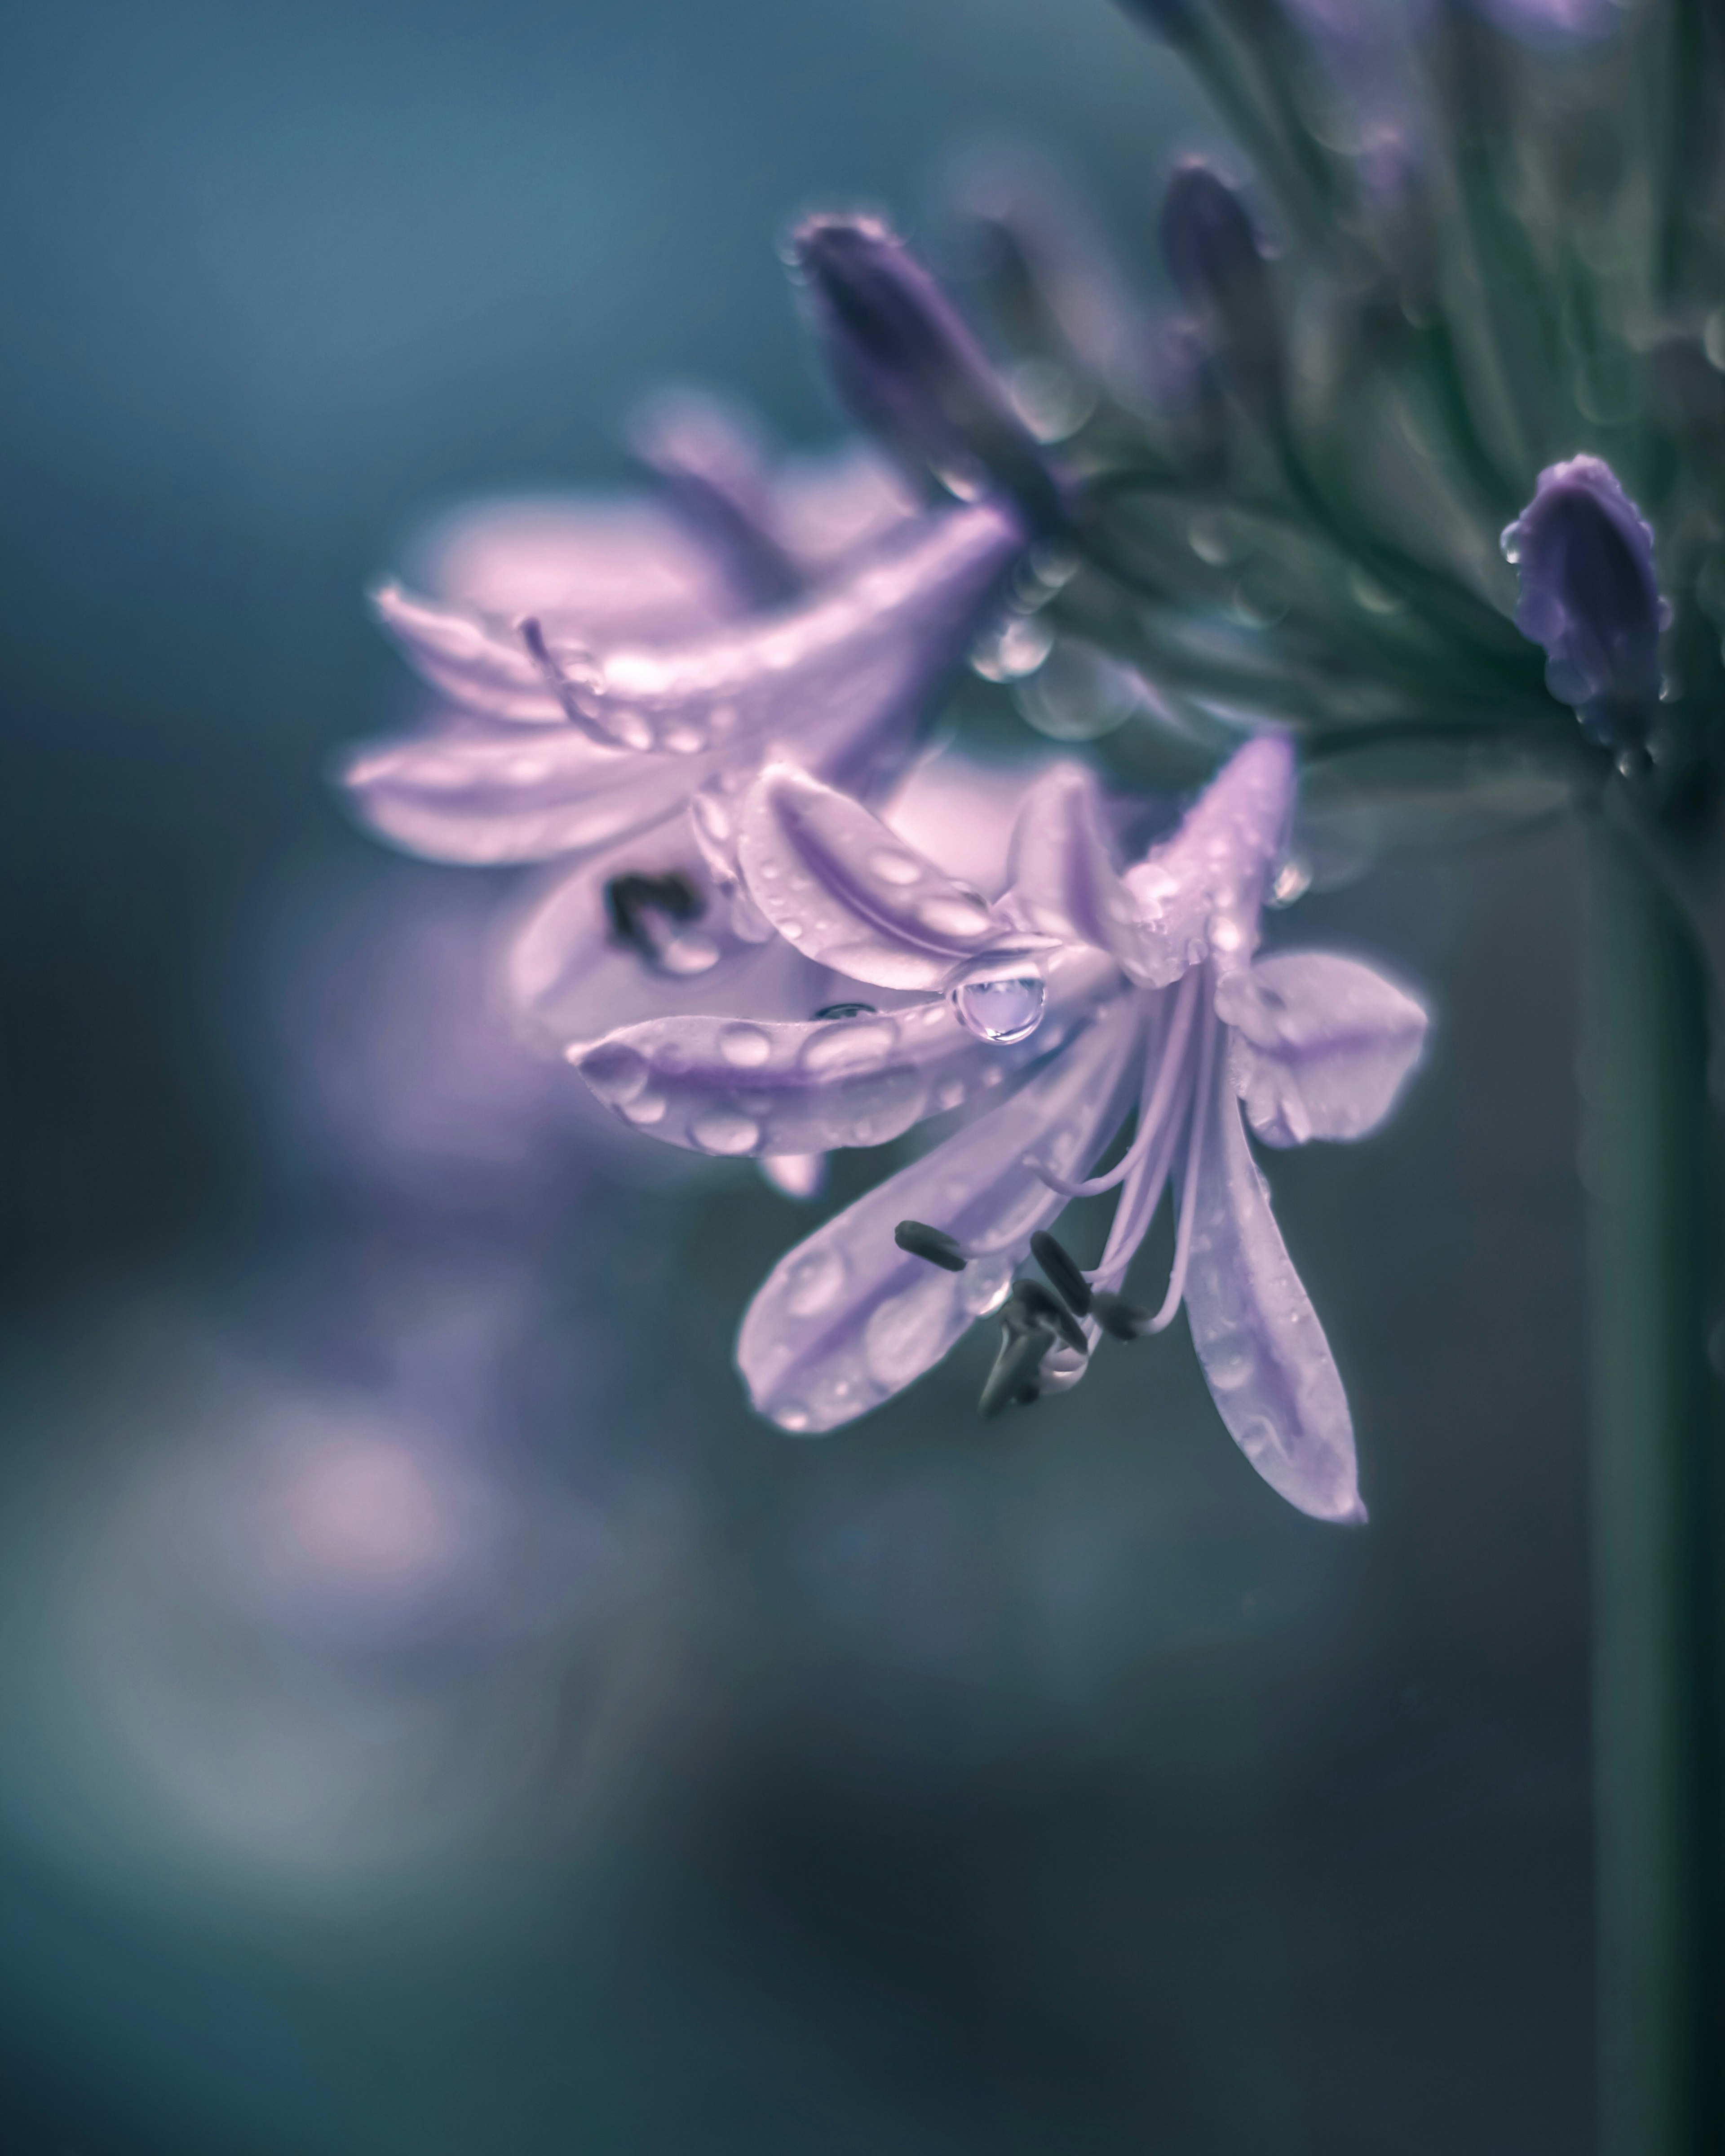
[1033,969,1199,1200]
[1030,1231,1092,1317]
[1143,994,1219,1334]
[894,1219,968,1272]
[1010,1279,1088,1358]
[814,1002,879,1020]
[519,616,616,748]
[978,1309,1055,1418]
[1092,1291,1151,1341]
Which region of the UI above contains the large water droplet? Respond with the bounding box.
[785,1247,847,1317]
[580,1044,649,1107]
[690,1108,761,1155]
[867,847,922,887]
[951,969,1046,1045]
[718,1023,773,1068]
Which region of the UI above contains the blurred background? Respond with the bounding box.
[0,0,1591,2149]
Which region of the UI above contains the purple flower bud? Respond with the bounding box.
[788,213,1065,532]
[1159,162,1283,418]
[1501,456,1670,743]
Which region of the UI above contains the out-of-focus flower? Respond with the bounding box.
[1501,456,1670,749]
[1159,160,1285,423]
[572,739,1428,1520]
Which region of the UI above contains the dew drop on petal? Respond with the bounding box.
[916,893,995,939]
[960,1255,1015,1316]
[952,972,1047,1045]
[785,1248,848,1317]
[690,1108,761,1155]
[867,848,923,886]
[777,1403,814,1433]
[801,1018,899,1072]
[718,1023,773,1068]
[623,1088,667,1127]
[581,1045,650,1107]
[863,1287,953,1388]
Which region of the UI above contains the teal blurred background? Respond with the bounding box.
[0,1,1591,2149]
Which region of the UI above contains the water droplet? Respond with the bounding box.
[863,1287,952,1388]
[1210,915,1243,954]
[610,708,654,751]
[916,893,995,940]
[1268,857,1311,908]
[779,919,804,940]
[662,722,706,755]
[623,1088,667,1127]
[718,1023,772,1068]
[867,848,922,887]
[960,1255,1015,1316]
[951,969,1046,1045]
[785,1247,847,1317]
[690,1108,761,1155]
[580,1044,649,1106]
[777,1403,813,1433]
[801,1019,897,1072]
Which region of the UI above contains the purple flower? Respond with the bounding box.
[340,401,1032,1062]
[790,214,1066,532]
[572,739,1429,1521]
[1501,455,1670,745]
[1159,161,1284,420]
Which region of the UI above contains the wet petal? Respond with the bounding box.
[535,497,1026,761]
[505,833,831,1048]
[372,584,566,724]
[1182,1065,1362,1522]
[1217,950,1430,1149]
[738,764,1011,988]
[1124,734,1294,981]
[572,943,1122,1155]
[1005,761,1166,980]
[737,998,1142,1432]
[339,719,700,866]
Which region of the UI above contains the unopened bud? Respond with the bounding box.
[788,213,1065,531]
[1500,456,1669,745]
[1159,161,1283,419]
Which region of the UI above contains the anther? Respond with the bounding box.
[895,1219,968,1272]
[979,1319,1054,1418]
[605,871,705,958]
[815,1002,879,1021]
[1010,1279,1088,1358]
[1030,1230,1092,1317]
[1092,1291,1152,1341]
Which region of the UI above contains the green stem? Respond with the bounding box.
[1582,824,1725,2156]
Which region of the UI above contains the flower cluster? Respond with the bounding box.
[338,0,1721,1516]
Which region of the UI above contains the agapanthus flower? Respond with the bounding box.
[341,227,1057,1075]
[572,737,1429,1521]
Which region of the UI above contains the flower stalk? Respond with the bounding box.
[1583,823,1725,2156]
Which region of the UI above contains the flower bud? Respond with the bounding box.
[788,213,1065,532]
[1500,456,1670,745]
[1158,161,1283,419]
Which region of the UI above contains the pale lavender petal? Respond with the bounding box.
[533,496,1026,762]
[574,944,1122,1156]
[340,719,699,866]
[737,999,1142,1432]
[770,443,922,579]
[737,764,1010,989]
[1182,1062,1362,1522]
[505,833,832,1047]
[1124,734,1295,980]
[372,583,566,724]
[878,750,1048,902]
[628,388,805,608]
[1004,761,1163,979]
[1216,949,1430,1149]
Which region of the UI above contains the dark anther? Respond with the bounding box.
[1030,1230,1092,1317]
[1010,1279,1088,1358]
[605,871,705,956]
[814,1002,879,1021]
[979,1319,1054,1418]
[895,1219,968,1272]
[1092,1291,1151,1341]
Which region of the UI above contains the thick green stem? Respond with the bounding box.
[1582,825,1725,2156]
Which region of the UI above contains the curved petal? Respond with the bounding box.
[535,497,1026,760]
[339,718,703,866]
[573,944,1123,1156]
[1182,1061,1363,1522]
[737,998,1142,1432]
[505,832,833,1048]
[405,493,739,636]
[1005,761,1170,982]
[1216,950,1430,1149]
[1123,734,1295,980]
[372,584,568,725]
[738,764,1009,988]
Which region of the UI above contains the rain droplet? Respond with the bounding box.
[916,893,995,940]
[690,1108,761,1155]
[580,1045,649,1106]
[777,1403,813,1433]
[623,1088,667,1127]
[718,1023,773,1068]
[785,1248,847,1317]
[867,848,922,887]
[951,970,1046,1045]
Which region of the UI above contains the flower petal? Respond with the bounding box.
[372,583,568,725]
[738,764,1011,988]
[1124,733,1294,980]
[1216,950,1430,1149]
[737,998,1142,1432]
[572,943,1123,1155]
[339,718,702,866]
[1005,760,1167,980]
[506,832,831,1048]
[1182,1063,1362,1522]
[536,497,1026,761]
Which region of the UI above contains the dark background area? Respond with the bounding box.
[0,1,1591,2150]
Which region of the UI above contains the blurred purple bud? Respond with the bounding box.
[1473,0,1623,45]
[1159,162,1283,418]
[1501,456,1670,743]
[789,213,1066,532]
